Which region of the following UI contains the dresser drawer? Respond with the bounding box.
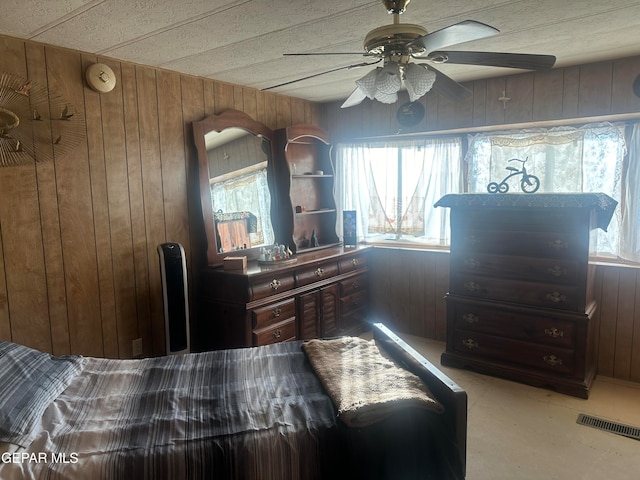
[340,289,368,316]
[453,329,575,375]
[295,261,339,287]
[451,252,582,285]
[338,253,367,273]
[252,298,296,330]
[451,273,582,311]
[252,318,296,346]
[339,273,368,296]
[250,273,295,300]
[450,301,576,348]
[452,229,587,260]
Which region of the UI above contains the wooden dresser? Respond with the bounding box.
[198,246,370,350]
[435,193,617,398]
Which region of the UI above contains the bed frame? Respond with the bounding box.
[372,322,468,479]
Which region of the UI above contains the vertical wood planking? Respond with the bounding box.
[613,267,637,378]
[135,65,166,356]
[46,46,104,357]
[0,37,51,351]
[29,43,70,355]
[82,54,118,358]
[121,61,153,357]
[596,266,619,377]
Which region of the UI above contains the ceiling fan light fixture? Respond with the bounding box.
[355,67,383,99]
[376,62,402,94]
[404,63,436,102]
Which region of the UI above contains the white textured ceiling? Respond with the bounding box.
[3,0,640,104]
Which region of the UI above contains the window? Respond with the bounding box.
[335,122,639,263]
[466,123,626,258]
[335,137,463,246]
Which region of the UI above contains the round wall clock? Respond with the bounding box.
[396,101,425,127]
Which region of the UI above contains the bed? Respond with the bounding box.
[0,323,467,480]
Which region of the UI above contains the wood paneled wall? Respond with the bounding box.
[370,249,640,383]
[0,34,323,358]
[323,55,640,141]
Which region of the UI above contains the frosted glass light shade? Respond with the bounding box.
[404,63,436,102]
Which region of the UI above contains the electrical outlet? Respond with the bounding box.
[132,338,143,358]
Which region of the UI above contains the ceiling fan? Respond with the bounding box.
[266,0,556,108]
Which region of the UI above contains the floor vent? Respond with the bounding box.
[577,414,640,441]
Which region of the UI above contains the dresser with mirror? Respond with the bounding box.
[192,110,369,350]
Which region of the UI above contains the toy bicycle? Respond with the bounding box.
[487,157,540,194]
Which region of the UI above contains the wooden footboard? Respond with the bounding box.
[372,322,467,480]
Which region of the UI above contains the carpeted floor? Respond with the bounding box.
[394,332,640,480]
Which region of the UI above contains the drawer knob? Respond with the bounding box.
[269,279,281,290]
[464,257,480,268]
[544,327,564,338]
[543,355,563,366]
[462,313,479,324]
[549,239,568,250]
[273,329,282,339]
[462,338,478,349]
[272,307,281,318]
[464,281,481,292]
[545,291,566,304]
[351,258,359,266]
[548,265,567,277]
[314,267,325,277]
[351,280,360,289]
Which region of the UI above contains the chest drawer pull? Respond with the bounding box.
[548,239,568,250]
[546,291,567,303]
[464,281,481,292]
[547,265,567,277]
[269,279,281,290]
[462,338,478,349]
[462,313,479,324]
[464,257,480,268]
[272,307,281,318]
[351,258,359,266]
[314,267,325,277]
[544,327,564,338]
[543,355,563,366]
[273,329,282,339]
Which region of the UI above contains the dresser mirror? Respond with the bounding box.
[193,110,276,265]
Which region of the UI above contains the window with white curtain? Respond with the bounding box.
[334,122,640,263]
[466,123,627,258]
[335,137,463,246]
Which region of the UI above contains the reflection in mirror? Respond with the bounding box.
[193,110,276,265]
[206,129,274,252]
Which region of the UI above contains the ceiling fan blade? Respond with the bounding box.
[431,51,556,70]
[262,60,381,91]
[341,87,367,108]
[421,64,472,101]
[408,20,499,54]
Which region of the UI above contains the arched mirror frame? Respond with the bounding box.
[193,110,276,266]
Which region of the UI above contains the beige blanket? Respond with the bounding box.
[302,336,444,427]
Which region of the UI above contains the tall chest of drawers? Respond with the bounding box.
[435,194,617,398]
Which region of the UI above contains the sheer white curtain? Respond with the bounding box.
[466,123,626,257]
[621,123,640,261]
[335,138,462,245]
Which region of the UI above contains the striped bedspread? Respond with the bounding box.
[0,342,339,480]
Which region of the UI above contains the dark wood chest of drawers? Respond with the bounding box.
[197,246,370,350]
[435,194,617,398]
